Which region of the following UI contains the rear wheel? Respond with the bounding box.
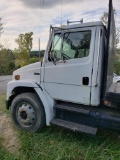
[10,92,45,132]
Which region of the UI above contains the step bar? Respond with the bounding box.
[51,118,97,135]
[53,102,120,133]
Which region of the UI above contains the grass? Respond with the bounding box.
[0,143,17,160]
[0,94,120,160]
[0,95,6,112]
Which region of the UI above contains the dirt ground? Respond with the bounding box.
[0,111,20,154]
[0,75,20,154]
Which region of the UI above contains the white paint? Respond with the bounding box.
[44,25,97,105]
[90,26,105,106]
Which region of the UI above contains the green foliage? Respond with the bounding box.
[29,57,41,64]
[101,9,120,46]
[101,10,120,74]
[14,48,30,67]
[14,32,33,67]
[0,47,15,75]
[30,50,45,58]
[15,32,33,53]
[115,48,120,55]
[0,144,18,160]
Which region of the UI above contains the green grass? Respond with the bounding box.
[18,128,120,160]
[0,95,120,160]
[0,95,10,114]
[0,142,18,160]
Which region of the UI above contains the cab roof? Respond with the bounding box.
[53,21,105,31]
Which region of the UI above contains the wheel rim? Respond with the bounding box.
[17,102,36,127]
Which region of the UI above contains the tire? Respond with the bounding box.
[10,92,46,132]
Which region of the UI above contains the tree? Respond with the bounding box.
[101,11,108,27]
[101,9,120,75]
[30,50,45,58]
[14,32,33,67]
[101,9,120,46]
[114,53,120,75]
[0,46,15,75]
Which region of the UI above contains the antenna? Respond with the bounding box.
[67,18,83,25]
[39,38,41,60]
[61,0,63,26]
[0,18,4,38]
[38,38,42,84]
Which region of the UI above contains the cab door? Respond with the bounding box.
[44,27,96,105]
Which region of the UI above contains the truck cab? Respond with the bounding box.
[6,0,120,135]
[44,22,105,107]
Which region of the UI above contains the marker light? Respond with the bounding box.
[15,75,20,80]
[104,100,110,106]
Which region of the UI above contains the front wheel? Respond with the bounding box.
[10,92,45,132]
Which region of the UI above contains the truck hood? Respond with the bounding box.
[13,62,41,83]
[14,62,41,74]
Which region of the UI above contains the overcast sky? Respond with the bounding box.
[0,0,120,50]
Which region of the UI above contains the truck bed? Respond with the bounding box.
[115,82,120,93]
[105,82,120,110]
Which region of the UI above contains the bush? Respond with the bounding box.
[114,54,120,75]
[29,57,42,64]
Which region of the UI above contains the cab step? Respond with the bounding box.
[52,102,120,133]
[51,118,97,135]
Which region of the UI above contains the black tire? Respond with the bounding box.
[10,92,46,132]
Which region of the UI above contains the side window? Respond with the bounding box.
[62,31,91,60]
[51,33,62,61]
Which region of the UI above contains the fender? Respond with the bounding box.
[35,87,54,126]
[7,80,39,97]
[7,80,54,126]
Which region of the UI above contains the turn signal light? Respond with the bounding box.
[104,100,110,106]
[15,75,20,80]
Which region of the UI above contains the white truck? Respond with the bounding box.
[6,0,120,135]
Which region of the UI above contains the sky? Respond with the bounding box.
[0,0,120,50]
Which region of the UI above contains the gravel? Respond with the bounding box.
[0,75,12,95]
